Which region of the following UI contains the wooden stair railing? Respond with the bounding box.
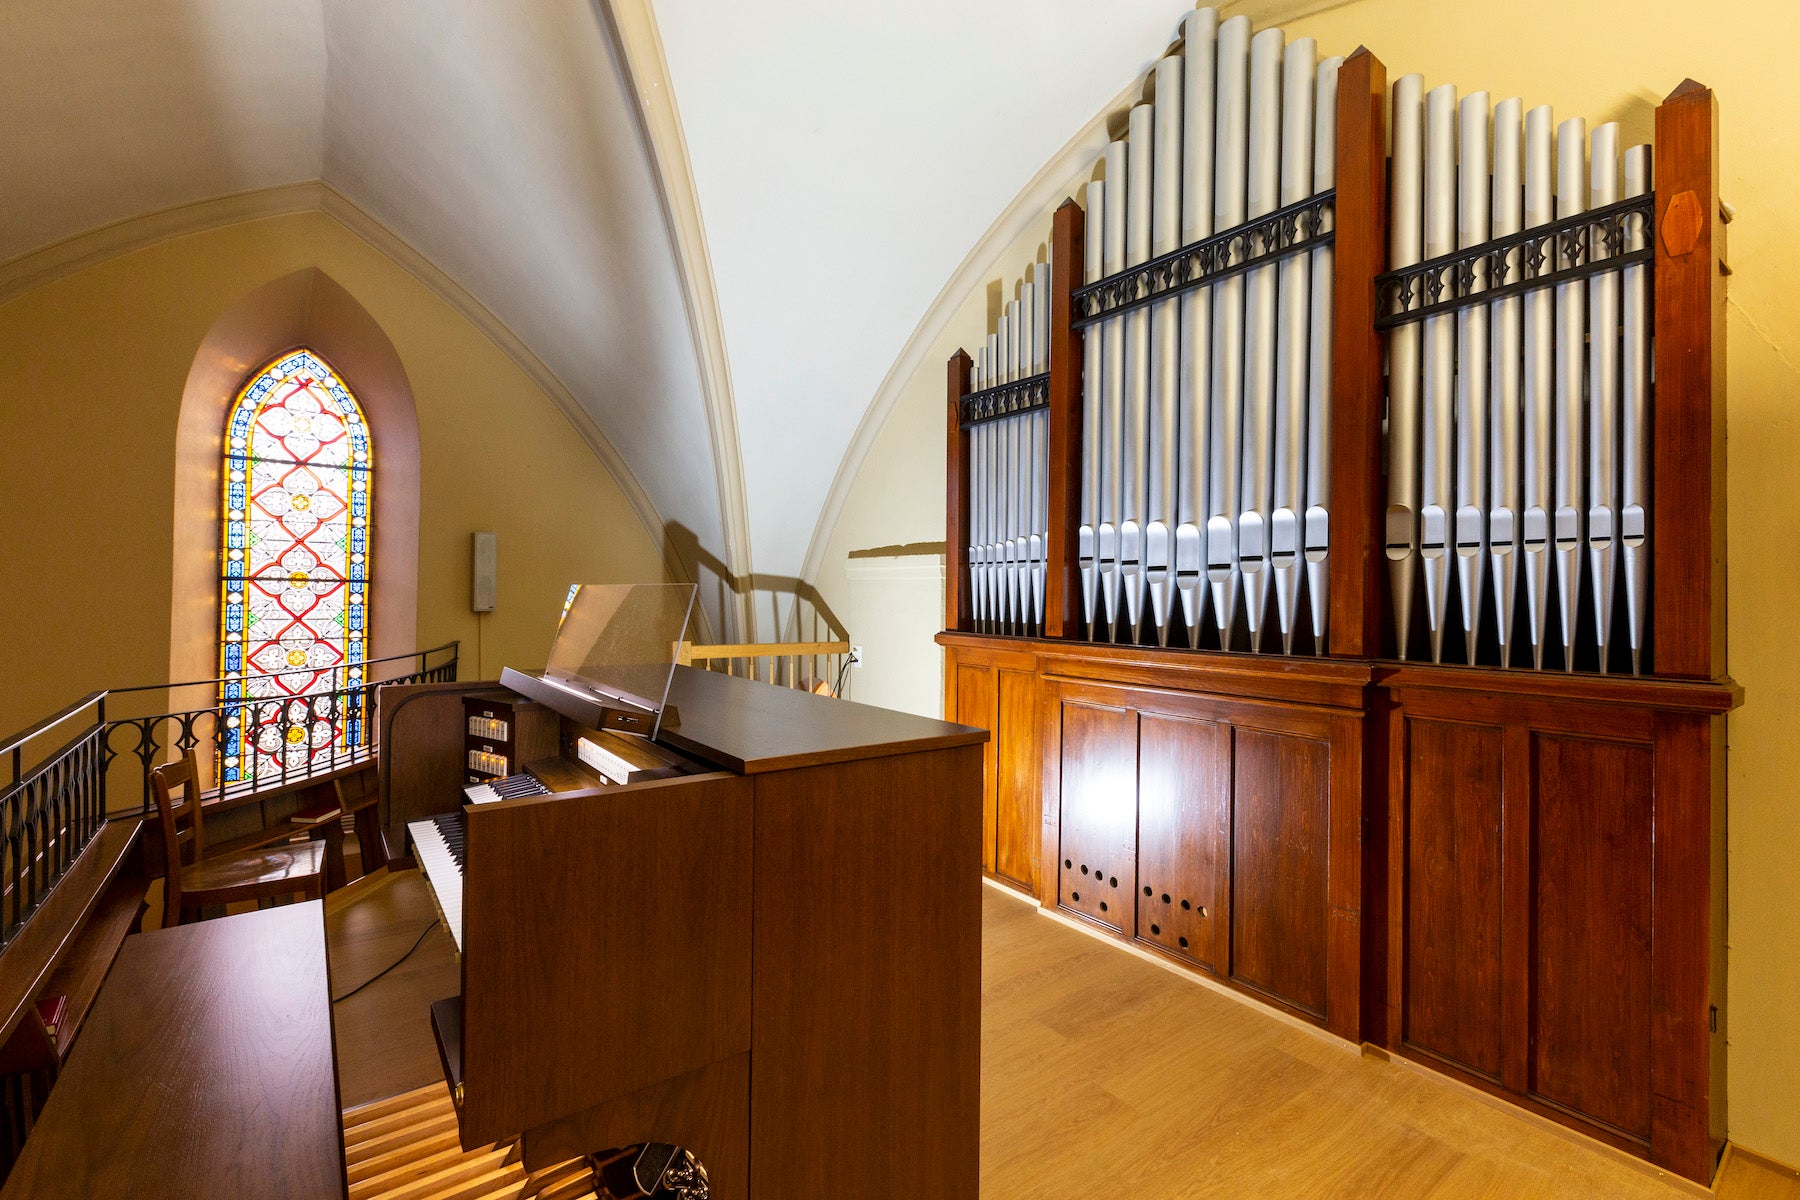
[674,640,852,695]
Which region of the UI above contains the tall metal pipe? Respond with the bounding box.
[1099,139,1129,639]
[1079,179,1106,639]
[1271,37,1317,655]
[1121,103,1156,642]
[1303,55,1341,654]
[1385,73,1425,659]
[1177,7,1219,644]
[1206,15,1252,645]
[1489,97,1524,666]
[1419,83,1457,663]
[1454,92,1491,664]
[1236,26,1285,650]
[1553,116,1587,671]
[1621,144,1653,674]
[1521,104,1555,668]
[1146,56,1184,647]
[1587,123,1621,672]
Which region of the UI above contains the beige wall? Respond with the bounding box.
[0,209,667,738]
[813,0,1800,1163]
[812,210,1060,718]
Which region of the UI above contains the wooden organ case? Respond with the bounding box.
[939,20,1734,1184]
[380,667,985,1199]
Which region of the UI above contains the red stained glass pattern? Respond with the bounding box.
[218,350,372,783]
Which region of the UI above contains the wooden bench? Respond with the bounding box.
[0,902,346,1199]
[0,820,146,1074]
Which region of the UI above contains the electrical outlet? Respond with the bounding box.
[850,644,864,668]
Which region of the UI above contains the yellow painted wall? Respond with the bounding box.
[0,209,667,739]
[816,0,1800,1163]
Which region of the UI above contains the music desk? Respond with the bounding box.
[0,902,346,1200]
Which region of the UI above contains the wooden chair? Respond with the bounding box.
[333,763,387,874]
[149,754,326,928]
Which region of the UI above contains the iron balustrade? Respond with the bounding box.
[0,642,458,951]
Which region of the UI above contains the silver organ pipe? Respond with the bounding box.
[1122,103,1155,643]
[1206,14,1252,645]
[1419,83,1455,664]
[1454,92,1491,665]
[1587,122,1621,672]
[1146,55,1183,647]
[1385,74,1424,659]
[1270,37,1318,655]
[1522,105,1554,668]
[1375,89,1654,675]
[1621,145,1653,675]
[1001,7,1342,657]
[1489,98,1523,666]
[1235,27,1285,650]
[1100,138,1129,638]
[1032,260,1052,632]
[1176,8,1218,644]
[1079,179,1106,638]
[1303,55,1341,653]
[1554,117,1587,671]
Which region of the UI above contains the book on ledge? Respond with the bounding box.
[35,995,67,1044]
[290,802,343,826]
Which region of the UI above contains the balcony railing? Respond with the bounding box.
[0,642,458,951]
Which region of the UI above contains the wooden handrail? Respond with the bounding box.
[675,640,850,665]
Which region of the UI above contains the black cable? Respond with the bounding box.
[833,654,853,698]
[332,918,441,1004]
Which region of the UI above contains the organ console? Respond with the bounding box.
[942,8,1735,1185]
[381,584,985,1199]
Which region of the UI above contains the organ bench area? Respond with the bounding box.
[942,32,1734,1187]
[380,664,985,1200]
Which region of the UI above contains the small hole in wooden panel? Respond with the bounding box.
[1099,901,1108,913]
[1143,886,1152,897]
[1080,865,1089,875]
[1178,936,1189,949]
[1180,899,1190,911]
[1109,876,1118,888]
[1150,923,1161,935]
[1198,906,1207,918]
[1162,893,1171,904]
[1071,890,1081,902]
[1064,858,1072,869]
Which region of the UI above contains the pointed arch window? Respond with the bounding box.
[219,349,373,783]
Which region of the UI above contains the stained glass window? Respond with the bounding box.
[218,349,373,783]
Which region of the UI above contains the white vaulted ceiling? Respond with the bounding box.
[1,0,1328,591]
[0,0,723,576]
[650,0,1194,576]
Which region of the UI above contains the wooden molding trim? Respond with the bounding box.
[0,182,328,304]
[597,0,757,629]
[0,179,690,596]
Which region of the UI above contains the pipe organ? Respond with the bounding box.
[1379,87,1658,673]
[941,8,1734,1185]
[966,260,1053,636]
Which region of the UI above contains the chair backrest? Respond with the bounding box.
[332,763,379,815]
[149,753,207,922]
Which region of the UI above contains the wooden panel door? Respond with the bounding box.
[1056,700,1138,933]
[993,669,1039,891]
[953,663,998,875]
[1230,728,1330,1017]
[1530,732,1655,1142]
[1401,717,1505,1082]
[1135,713,1226,970]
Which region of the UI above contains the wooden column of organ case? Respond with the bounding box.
[937,40,1736,1184]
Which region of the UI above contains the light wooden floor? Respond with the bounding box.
[325,869,1800,1199]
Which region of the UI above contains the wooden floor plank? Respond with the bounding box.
[332,870,1799,1200]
